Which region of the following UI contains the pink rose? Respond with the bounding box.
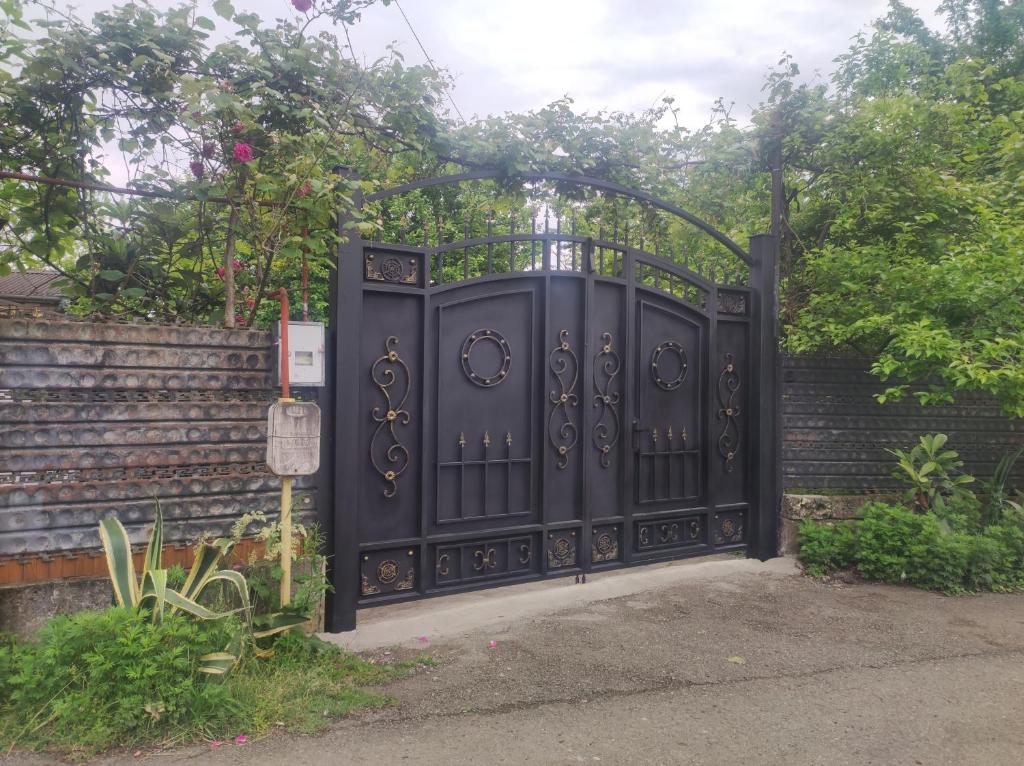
[233,143,253,162]
[292,0,313,11]
[231,121,245,134]
[202,142,216,159]
[189,160,204,179]
[216,266,226,279]
[232,259,243,270]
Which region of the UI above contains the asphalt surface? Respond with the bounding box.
[9,556,1024,765]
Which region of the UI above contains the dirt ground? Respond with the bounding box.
[11,557,1024,765]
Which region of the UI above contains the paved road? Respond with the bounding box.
[12,558,1024,765]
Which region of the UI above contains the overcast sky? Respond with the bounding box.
[335,0,944,128]
[59,0,944,130]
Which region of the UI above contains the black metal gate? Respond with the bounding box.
[325,172,779,631]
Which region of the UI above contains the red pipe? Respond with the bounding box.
[274,288,290,399]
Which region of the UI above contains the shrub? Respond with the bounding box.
[1,608,237,752]
[855,503,969,592]
[797,519,857,577]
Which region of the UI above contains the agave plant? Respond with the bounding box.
[99,501,309,674]
[99,501,251,675]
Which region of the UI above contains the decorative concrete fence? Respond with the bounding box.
[780,356,1023,550]
[0,313,318,617]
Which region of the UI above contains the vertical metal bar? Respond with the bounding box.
[464,217,470,282]
[531,213,538,271]
[509,211,516,272]
[458,433,465,519]
[543,209,551,271]
[750,234,780,561]
[329,169,363,632]
[598,223,605,275]
[506,432,513,516]
[571,209,577,271]
[486,210,494,274]
[482,431,490,516]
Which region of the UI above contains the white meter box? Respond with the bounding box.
[274,320,325,387]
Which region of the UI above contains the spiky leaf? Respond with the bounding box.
[99,514,139,607]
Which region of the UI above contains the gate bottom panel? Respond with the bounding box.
[635,514,707,553]
[431,533,541,590]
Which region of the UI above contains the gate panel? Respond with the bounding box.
[359,288,422,545]
[544,275,586,524]
[587,279,626,523]
[633,295,706,511]
[433,283,541,533]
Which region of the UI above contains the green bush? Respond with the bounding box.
[798,501,1024,594]
[856,503,968,591]
[797,519,857,577]
[1,608,237,752]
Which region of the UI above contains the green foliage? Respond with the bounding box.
[0,608,236,753]
[0,608,428,756]
[796,519,857,577]
[981,446,1024,526]
[798,502,1024,594]
[855,503,969,591]
[886,433,976,513]
[775,1,1024,415]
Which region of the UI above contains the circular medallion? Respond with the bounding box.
[380,257,404,282]
[461,329,512,387]
[595,533,614,556]
[721,519,735,538]
[377,559,399,584]
[553,538,571,559]
[651,341,688,391]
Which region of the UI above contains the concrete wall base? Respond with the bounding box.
[780,493,898,554]
[0,577,112,639]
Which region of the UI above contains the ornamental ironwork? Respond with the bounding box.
[369,336,412,498]
[365,252,418,284]
[547,330,579,469]
[460,329,512,387]
[716,352,741,472]
[592,332,621,468]
[651,340,688,391]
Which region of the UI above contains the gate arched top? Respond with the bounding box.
[363,170,754,268]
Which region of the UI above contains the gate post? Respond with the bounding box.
[749,234,781,560]
[328,171,363,632]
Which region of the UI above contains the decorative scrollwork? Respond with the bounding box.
[718,290,747,315]
[651,340,688,391]
[592,527,620,563]
[592,332,621,468]
[376,559,399,584]
[716,352,741,472]
[547,330,579,469]
[461,329,511,387]
[365,252,418,284]
[547,531,577,569]
[370,336,412,498]
[473,547,497,571]
[395,567,415,591]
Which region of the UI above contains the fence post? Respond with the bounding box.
[328,169,363,632]
[749,233,781,560]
